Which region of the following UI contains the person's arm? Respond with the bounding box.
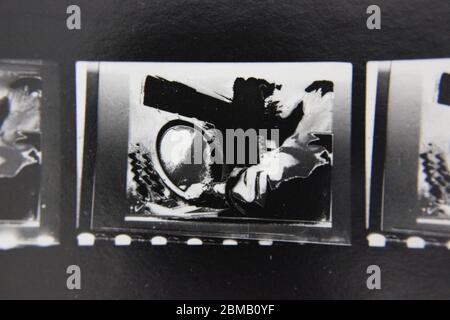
[228,86,333,212]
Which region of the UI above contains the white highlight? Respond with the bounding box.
[186,238,203,245]
[365,62,378,229]
[406,236,426,249]
[417,218,450,226]
[0,232,19,250]
[75,61,88,227]
[258,240,273,246]
[151,236,167,245]
[36,235,57,247]
[77,233,96,246]
[367,233,386,247]
[114,234,132,246]
[160,127,196,170]
[222,239,238,246]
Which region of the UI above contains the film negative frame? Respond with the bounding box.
[76,62,352,246]
[366,58,450,249]
[0,60,60,249]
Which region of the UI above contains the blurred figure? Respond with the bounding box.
[0,76,41,178]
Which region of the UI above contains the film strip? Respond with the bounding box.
[75,61,353,247]
[366,58,450,249]
[76,232,277,247]
[0,60,61,249]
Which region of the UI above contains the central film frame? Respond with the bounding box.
[77,62,352,245]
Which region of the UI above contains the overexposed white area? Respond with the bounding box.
[77,232,95,246]
[365,62,378,229]
[416,217,450,226]
[75,62,88,226]
[150,236,167,245]
[114,234,132,246]
[222,239,238,246]
[406,236,426,249]
[186,237,203,245]
[258,239,273,246]
[367,233,386,247]
[0,231,57,250]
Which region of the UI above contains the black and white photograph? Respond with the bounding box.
[77,62,352,244]
[367,58,450,240]
[0,60,60,249]
[0,63,41,223]
[2,0,450,302]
